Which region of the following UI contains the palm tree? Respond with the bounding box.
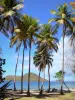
[49,3,72,94]
[33,45,47,94]
[40,45,53,93]
[10,34,21,91]
[11,38,27,93]
[34,42,54,94]
[0,0,23,37]
[10,18,28,93]
[37,24,58,52]
[33,50,43,90]
[11,15,39,94]
[38,68,41,90]
[14,49,20,91]
[23,15,39,96]
[47,54,53,92]
[55,70,70,92]
[36,24,58,92]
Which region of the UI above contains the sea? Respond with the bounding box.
[0,81,75,90]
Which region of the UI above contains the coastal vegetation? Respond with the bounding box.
[54,71,70,92]
[0,0,75,99]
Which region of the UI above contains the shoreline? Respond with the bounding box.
[7,88,75,92]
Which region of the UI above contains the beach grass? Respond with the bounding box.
[5,92,75,100]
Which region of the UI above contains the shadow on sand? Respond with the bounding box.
[6,89,70,100]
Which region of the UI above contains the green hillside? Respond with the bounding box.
[5,73,48,82]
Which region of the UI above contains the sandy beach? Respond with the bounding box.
[6,88,75,97]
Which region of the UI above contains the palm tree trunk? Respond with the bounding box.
[48,66,50,92]
[43,68,45,88]
[40,69,45,95]
[38,70,40,90]
[21,47,25,93]
[27,41,31,96]
[60,24,65,95]
[63,81,70,92]
[14,50,20,91]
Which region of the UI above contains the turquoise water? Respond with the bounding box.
[0,81,75,90]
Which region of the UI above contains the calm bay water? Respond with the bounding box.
[0,81,75,90]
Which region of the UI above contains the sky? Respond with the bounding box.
[0,0,75,81]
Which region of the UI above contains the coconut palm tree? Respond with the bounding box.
[14,49,20,91]
[34,43,54,94]
[36,24,58,92]
[34,59,42,90]
[47,54,53,92]
[33,50,44,90]
[11,38,27,93]
[49,3,72,94]
[37,24,58,52]
[11,15,39,94]
[23,15,39,96]
[33,44,47,94]
[0,0,23,37]
[40,45,53,93]
[10,31,22,91]
[10,18,28,93]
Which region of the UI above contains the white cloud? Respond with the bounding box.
[50,37,71,77]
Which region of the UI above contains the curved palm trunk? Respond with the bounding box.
[43,69,45,87]
[38,70,40,90]
[14,50,20,91]
[27,41,31,96]
[40,69,45,95]
[60,25,65,95]
[21,47,25,93]
[63,82,70,92]
[48,66,50,92]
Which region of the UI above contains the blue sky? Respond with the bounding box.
[0,0,75,81]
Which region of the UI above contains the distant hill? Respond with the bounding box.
[5,73,48,82]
